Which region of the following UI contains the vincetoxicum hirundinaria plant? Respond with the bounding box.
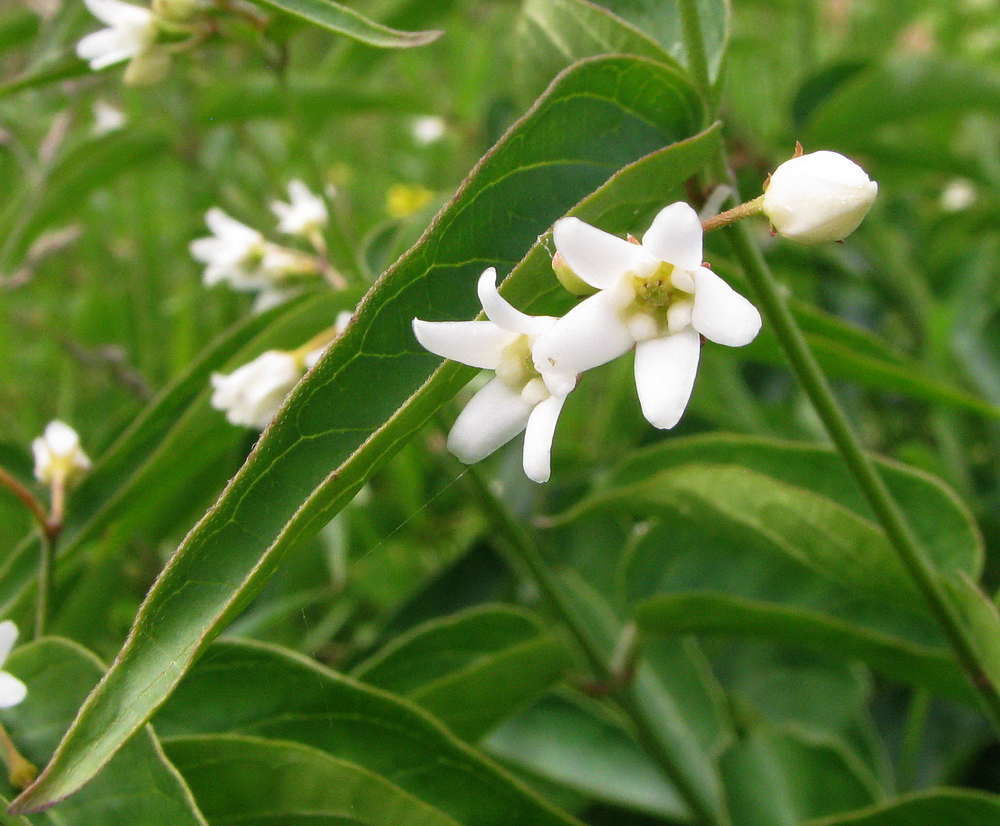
[4,2,1000,826]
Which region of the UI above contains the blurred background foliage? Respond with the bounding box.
[2,0,1000,823]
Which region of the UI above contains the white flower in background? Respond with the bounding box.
[411,116,446,146]
[76,0,169,85]
[533,204,761,429]
[0,622,26,709]
[940,179,977,212]
[91,99,126,136]
[762,150,878,244]
[190,208,271,291]
[412,268,575,483]
[32,421,91,487]
[270,180,328,239]
[211,350,311,429]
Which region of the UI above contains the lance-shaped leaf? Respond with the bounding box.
[805,789,1000,825]
[246,0,442,47]
[352,605,571,741]
[11,55,709,813]
[155,638,580,826]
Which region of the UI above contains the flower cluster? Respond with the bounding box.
[190,181,335,310]
[413,150,876,483]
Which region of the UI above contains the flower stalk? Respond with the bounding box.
[677,0,1000,734]
[0,722,36,790]
[700,195,764,234]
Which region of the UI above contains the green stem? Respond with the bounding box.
[677,0,714,116]
[34,530,54,640]
[898,688,930,793]
[679,0,1000,734]
[461,464,727,826]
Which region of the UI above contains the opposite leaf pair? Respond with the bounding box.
[413,202,762,483]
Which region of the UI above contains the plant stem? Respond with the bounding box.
[0,722,36,790]
[461,465,727,826]
[34,530,54,640]
[0,467,49,537]
[678,0,1000,731]
[700,195,764,233]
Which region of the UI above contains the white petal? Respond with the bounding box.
[76,29,137,67]
[447,377,533,464]
[553,218,657,290]
[634,329,701,429]
[0,621,18,665]
[84,0,152,26]
[641,202,704,271]
[477,268,554,336]
[412,319,517,369]
[691,268,762,347]
[522,394,565,483]
[0,672,27,709]
[44,421,80,457]
[531,286,634,377]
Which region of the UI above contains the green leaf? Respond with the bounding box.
[515,0,679,98]
[10,55,711,813]
[563,434,981,613]
[805,790,1000,825]
[634,592,972,702]
[803,57,1000,148]
[0,55,89,100]
[941,573,1000,694]
[0,638,205,825]
[743,301,1000,422]
[487,691,688,820]
[720,729,879,826]
[352,605,571,741]
[165,735,461,826]
[154,638,581,826]
[592,0,730,81]
[246,0,442,47]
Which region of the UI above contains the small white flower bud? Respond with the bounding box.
[32,421,91,488]
[762,150,878,245]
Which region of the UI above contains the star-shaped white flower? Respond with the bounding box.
[0,622,27,710]
[412,268,574,483]
[533,203,761,429]
[32,421,91,487]
[271,180,329,239]
[76,0,168,84]
[190,208,269,290]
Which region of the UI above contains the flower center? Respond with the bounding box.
[623,262,693,340]
[496,335,546,398]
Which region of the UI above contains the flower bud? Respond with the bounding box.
[552,251,595,297]
[122,47,171,86]
[32,421,91,488]
[152,0,200,21]
[762,150,878,244]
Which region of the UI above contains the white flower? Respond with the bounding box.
[271,180,328,238]
[76,0,168,84]
[0,622,26,709]
[91,99,126,136]
[533,204,761,429]
[210,350,311,429]
[411,116,446,146]
[190,208,268,290]
[762,150,878,244]
[412,269,574,483]
[940,179,976,212]
[32,421,91,487]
